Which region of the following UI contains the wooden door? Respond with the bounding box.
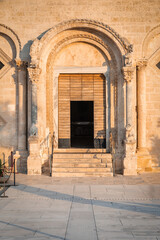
[58,74,106,148]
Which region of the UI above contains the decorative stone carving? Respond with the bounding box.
[42,19,133,53]
[122,66,134,83]
[30,19,133,66]
[123,124,137,175]
[125,52,132,66]
[49,33,114,62]
[28,65,41,83]
[15,59,28,71]
[137,59,148,70]
[125,124,136,144]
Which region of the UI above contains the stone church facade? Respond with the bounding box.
[0,0,160,176]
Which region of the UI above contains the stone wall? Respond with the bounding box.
[0,0,159,61]
[0,0,160,173]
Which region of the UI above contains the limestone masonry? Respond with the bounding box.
[0,0,160,176]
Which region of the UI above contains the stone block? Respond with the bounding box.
[27,136,42,175]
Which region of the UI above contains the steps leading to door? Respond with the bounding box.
[52,149,113,177]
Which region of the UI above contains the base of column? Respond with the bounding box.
[123,155,137,175]
[27,136,42,175]
[27,156,42,175]
[137,148,158,172]
[137,147,149,154]
[123,140,137,176]
[14,150,28,173]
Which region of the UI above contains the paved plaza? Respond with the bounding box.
[0,173,160,240]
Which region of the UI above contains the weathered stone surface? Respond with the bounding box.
[0,0,160,175]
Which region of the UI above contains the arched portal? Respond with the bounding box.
[28,19,136,176]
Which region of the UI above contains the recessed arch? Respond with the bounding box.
[142,24,160,59]
[0,24,21,59]
[30,19,132,67]
[28,19,129,173]
[42,32,120,150]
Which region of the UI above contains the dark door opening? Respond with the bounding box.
[71,101,94,148]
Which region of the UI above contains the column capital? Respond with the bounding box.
[137,59,148,70]
[122,66,135,83]
[28,64,41,84]
[15,59,28,71]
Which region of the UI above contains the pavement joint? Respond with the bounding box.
[0,173,160,239]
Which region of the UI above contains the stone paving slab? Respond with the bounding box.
[2,172,160,187]
[0,173,160,239]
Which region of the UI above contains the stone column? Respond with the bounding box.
[14,60,28,173]
[122,66,137,175]
[53,73,59,149]
[123,67,134,128]
[31,82,38,134]
[137,59,148,152]
[27,65,42,175]
[17,61,27,149]
[105,72,110,152]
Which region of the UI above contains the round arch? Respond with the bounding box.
[0,24,21,59]
[30,19,132,66]
[45,33,118,142]
[142,24,160,59]
[28,19,133,174]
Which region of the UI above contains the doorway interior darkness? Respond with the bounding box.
[71,101,94,148]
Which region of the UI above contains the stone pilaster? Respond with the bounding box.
[136,59,152,172]
[137,59,148,152]
[27,64,42,175]
[122,66,137,175]
[14,60,28,173]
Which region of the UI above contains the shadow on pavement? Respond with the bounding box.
[13,185,160,217]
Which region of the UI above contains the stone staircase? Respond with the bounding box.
[52,149,113,177]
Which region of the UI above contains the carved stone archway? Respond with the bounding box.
[28,19,136,175]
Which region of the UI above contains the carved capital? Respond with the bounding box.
[28,65,41,84]
[137,59,148,70]
[15,59,28,71]
[122,66,134,83]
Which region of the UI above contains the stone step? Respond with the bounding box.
[54,148,107,153]
[52,151,112,177]
[52,167,112,173]
[52,172,113,177]
[53,158,109,163]
[53,153,111,159]
[52,163,107,168]
[53,161,112,167]
[53,158,102,163]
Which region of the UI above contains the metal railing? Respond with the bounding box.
[0,151,16,198]
[40,133,55,177]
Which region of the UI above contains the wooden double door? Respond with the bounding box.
[58,74,106,148]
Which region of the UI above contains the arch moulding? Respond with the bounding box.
[142,24,160,59]
[0,24,21,60]
[30,19,133,67]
